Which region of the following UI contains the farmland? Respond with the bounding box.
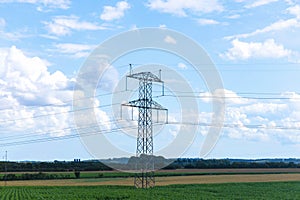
[0,169,299,199]
[1,168,300,186]
[0,181,300,199]
[1,173,300,186]
[1,168,300,180]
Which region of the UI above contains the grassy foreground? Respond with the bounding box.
[0,181,299,199]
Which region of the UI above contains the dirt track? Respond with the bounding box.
[158,168,300,173]
[2,173,300,186]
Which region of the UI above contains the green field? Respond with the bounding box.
[0,181,299,199]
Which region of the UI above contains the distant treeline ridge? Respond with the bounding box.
[0,157,299,172]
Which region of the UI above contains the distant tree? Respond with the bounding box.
[74,170,80,179]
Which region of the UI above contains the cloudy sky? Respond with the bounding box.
[0,0,300,161]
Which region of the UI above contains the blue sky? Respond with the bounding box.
[0,0,300,161]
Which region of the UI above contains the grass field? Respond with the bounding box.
[0,181,299,199]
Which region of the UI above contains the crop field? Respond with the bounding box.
[0,169,299,199]
[1,173,300,186]
[1,168,300,180]
[0,181,300,199]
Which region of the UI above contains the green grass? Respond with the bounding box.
[0,181,299,199]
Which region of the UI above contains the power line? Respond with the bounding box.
[129,62,300,66]
[153,94,300,100]
[0,90,128,111]
[0,91,298,134]
[1,119,300,148]
[167,122,300,131]
[0,119,122,142]
[0,92,297,137]
[0,122,166,147]
[128,63,300,71]
[0,102,119,124]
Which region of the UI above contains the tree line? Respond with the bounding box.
[164,158,300,169]
[0,158,299,172]
[0,160,111,172]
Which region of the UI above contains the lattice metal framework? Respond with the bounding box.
[122,71,167,188]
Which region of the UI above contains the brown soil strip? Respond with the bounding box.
[2,173,300,187]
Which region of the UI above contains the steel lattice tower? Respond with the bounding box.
[122,70,167,188]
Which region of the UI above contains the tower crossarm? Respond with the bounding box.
[127,72,163,83]
[122,100,167,111]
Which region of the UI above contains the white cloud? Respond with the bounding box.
[164,35,176,44]
[94,99,112,131]
[245,0,278,8]
[200,89,251,105]
[0,46,71,101]
[0,30,26,40]
[100,1,130,21]
[0,18,28,40]
[227,14,240,19]
[130,24,138,30]
[240,103,288,115]
[0,18,5,28]
[147,0,223,17]
[225,4,300,40]
[210,90,300,143]
[222,39,292,60]
[287,4,300,19]
[0,0,71,10]
[225,18,300,40]
[178,62,187,69]
[44,15,107,36]
[0,46,75,136]
[225,14,300,73]
[197,18,220,25]
[159,24,167,28]
[54,43,96,58]
[97,65,119,92]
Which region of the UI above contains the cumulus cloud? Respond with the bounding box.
[223,98,300,143]
[240,103,288,115]
[222,4,300,63]
[200,89,300,143]
[222,39,293,60]
[0,0,71,10]
[200,89,251,105]
[147,0,223,17]
[0,46,73,104]
[0,46,74,136]
[100,1,130,21]
[44,15,107,36]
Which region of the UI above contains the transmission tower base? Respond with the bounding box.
[134,171,155,188]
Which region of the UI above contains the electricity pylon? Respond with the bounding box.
[122,68,167,188]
